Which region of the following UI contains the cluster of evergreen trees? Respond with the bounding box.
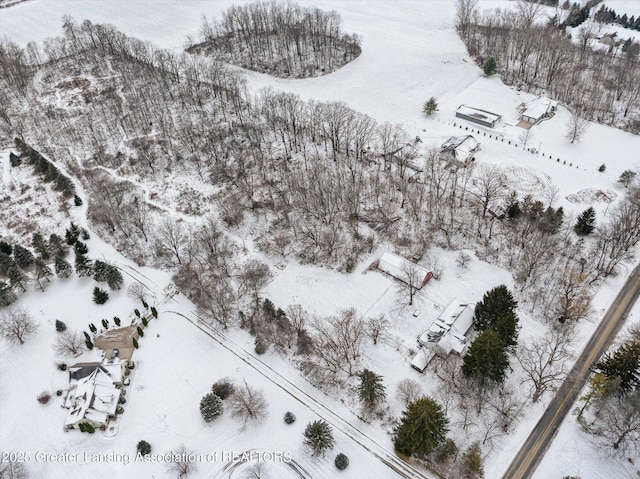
[463,285,519,384]
[595,5,640,31]
[14,138,76,199]
[0,221,123,307]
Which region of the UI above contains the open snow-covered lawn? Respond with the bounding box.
[2,1,640,478]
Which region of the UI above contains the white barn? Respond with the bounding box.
[377,252,433,288]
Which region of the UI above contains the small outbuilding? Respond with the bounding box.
[456,105,501,128]
[520,97,558,124]
[439,135,480,166]
[377,252,433,288]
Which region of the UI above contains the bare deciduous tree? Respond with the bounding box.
[167,445,197,479]
[396,378,423,406]
[242,462,270,479]
[565,112,588,144]
[286,304,307,336]
[0,459,29,479]
[54,330,86,356]
[366,314,389,345]
[228,380,267,429]
[156,217,186,265]
[396,261,425,306]
[0,308,38,345]
[312,308,366,377]
[516,326,575,403]
[127,282,148,303]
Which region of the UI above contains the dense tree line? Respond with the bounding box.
[2,18,639,329]
[457,1,640,133]
[188,1,361,78]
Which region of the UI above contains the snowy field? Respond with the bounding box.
[2,1,640,479]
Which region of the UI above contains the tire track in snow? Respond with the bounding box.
[115,264,436,479]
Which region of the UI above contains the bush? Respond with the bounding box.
[56,389,63,396]
[119,396,127,404]
[57,362,68,371]
[93,287,109,304]
[137,440,152,455]
[74,194,83,206]
[114,316,121,326]
[598,163,606,172]
[132,337,139,349]
[335,453,349,470]
[55,319,67,332]
[84,423,95,433]
[255,337,268,355]
[116,406,124,414]
[151,306,158,318]
[200,393,224,422]
[212,379,235,400]
[284,411,296,424]
[37,391,51,404]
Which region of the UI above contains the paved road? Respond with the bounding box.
[503,264,640,479]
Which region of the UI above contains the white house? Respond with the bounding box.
[377,252,433,288]
[64,360,124,430]
[520,97,559,124]
[417,299,474,357]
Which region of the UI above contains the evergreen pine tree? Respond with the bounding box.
[303,420,335,457]
[393,397,449,457]
[574,207,596,236]
[334,453,349,470]
[74,194,83,206]
[594,340,640,392]
[48,234,67,258]
[65,222,81,245]
[7,265,28,292]
[132,337,138,349]
[74,253,93,277]
[0,252,12,276]
[93,287,109,304]
[32,233,50,260]
[105,264,124,290]
[54,256,73,278]
[483,57,497,75]
[474,285,518,331]
[137,440,152,455]
[0,280,17,307]
[200,393,223,422]
[493,312,519,347]
[13,244,34,269]
[356,369,387,409]
[422,97,439,117]
[55,320,67,332]
[0,241,12,255]
[74,240,88,255]
[462,330,510,383]
[34,259,53,289]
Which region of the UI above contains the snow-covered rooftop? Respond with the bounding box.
[378,252,432,287]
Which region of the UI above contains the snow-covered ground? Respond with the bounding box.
[2,1,640,478]
[534,299,640,479]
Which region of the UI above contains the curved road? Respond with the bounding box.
[504,264,640,479]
